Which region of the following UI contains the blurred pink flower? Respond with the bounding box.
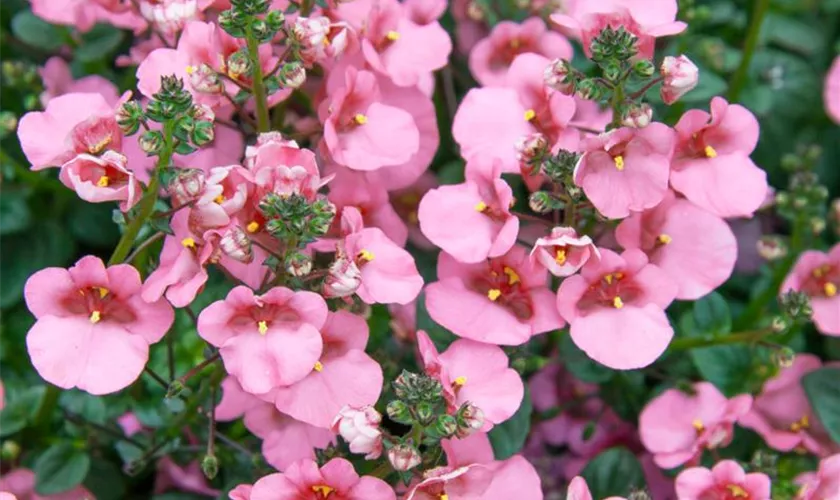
[795,454,840,500]
[250,458,395,500]
[675,460,771,500]
[780,244,840,336]
[154,457,220,497]
[39,57,121,107]
[0,468,94,500]
[825,56,840,124]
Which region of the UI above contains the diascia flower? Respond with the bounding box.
[616,190,738,300]
[24,256,174,395]
[639,382,753,469]
[675,460,771,500]
[417,331,524,429]
[780,244,840,336]
[59,151,142,212]
[197,286,327,395]
[825,55,840,124]
[530,226,598,277]
[556,248,678,369]
[425,245,564,345]
[795,454,840,500]
[250,458,395,500]
[670,96,768,218]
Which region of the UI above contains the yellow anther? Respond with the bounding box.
[258,320,268,335]
[246,221,260,233]
[555,248,567,265]
[215,194,225,204]
[613,155,625,171]
[386,30,400,41]
[813,265,829,278]
[89,135,112,154]
[474,201,487,212]
[353,113,368,125]
[692,419,704,432]
[503,266,520,285]
[311,485,335,497]
[510,38,520,49]
[658,234,673,245]
[185,65,196,75]
[96,287,109,299]
[825,283,837,297]
[615,272,624,279]
[89,310,101,324]
[358,249,375,262]
[440,495,449,500]
[704,145,718,158]
[725,485,748,498]
[612,296,624,309]
[453,376,467,387]
[604,274,614,285]
[487,289,502,301]
[524,108,536,121]
[314,361,324,372]
[96,176,110,187]
[181,237,196,248]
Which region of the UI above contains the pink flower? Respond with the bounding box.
[566,476,628,500]
[39,57,121,107]
[417,331,524,428]
[332,406,384,459]
[825,55,840,124]
[556,248,677,369]
[17,92,125,170]
[780,244,840,336]
[453,53,578,173]
[326,207,424,305]
[30,0,145,32]
[331,0,451,87]
[425,245,564,345]
[137,0,199,35]
[418,160,518,263]
[675,460,771,500]
[328,170,408,246]
[154,457,220,497]
[389,445,423,471]
[117,412,144,436]
[59,151,141,211]
[531,226,598,277]
[639,382,753,469]
[263,310,384,428]
[250,458,395,500]
[319,67,420,171]
[229,484,253,500]
[197,286,327,395]
[615,190,738,300]
[660,55,699,105]
[670,97,768,218]
[795,454,840,500]
[469,18,572,87]
[0,468,94,500]
[24,256,173,395]
[290,16,349,67]
[215,377,334,472]
[551,0,686,60]
[739,354,835,455]
[573,123,675,219]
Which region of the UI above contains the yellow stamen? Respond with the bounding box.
[487,289,502,301]
[813,265,829,278]
[503,266,520,285]
[314,361,324,372]
[96,176,110,187]
[510,38,520,49]
[726,485,748,498]
[704,145,718,158]
[692,419,704,432]
[613,155,625,171]
[825,283,837,297]
[453,376,467,387]
[524,108,536,121]
[311,485,335,497]
[358,249,375,262]
[246,221,260,233]
[789,415,809,432]
[386,30,400,41]
[615,272,624,279]
[215,194,225,204]
[658,234,673,245]
[181,237,196,248]
[353,113,368,125]
[185,65,196,75]
[89,135,112,154]
[89,310,101,324]
[440,495,449,500]
[96,287,109,299]
[258,320,268,335]
[474,201,487,212]
[613,296,624,309]
[604,274,614,285]
[555,248,567,265]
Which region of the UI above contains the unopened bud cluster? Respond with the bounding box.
[260,192,335,246]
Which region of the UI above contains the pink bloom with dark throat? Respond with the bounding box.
[250,458,395,500]
[531,226,598,277]
[675,460,771,500]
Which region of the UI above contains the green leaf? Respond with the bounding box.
[60,391,106,424]
[688,292,732,336]
[0,386,45,437]
[68,201,121,248]
[488,389,532,460]
[11,11,64,51]
[75,24,125,62]
[763,14,825,56]
[84,459,127,500]
[0,189,31,235]
[580,447,645,498]
[803,367,840,445]
[558,332,614,383]
[33,443,91,495]
[690,344,753,396]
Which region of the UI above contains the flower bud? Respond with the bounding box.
[219,226,253,263]
[602,60,622,81]
[166,380,184,399]
[201,454,219,480]
[529,191,554,214]
[331,405,383,459]
[187,63,223,94]
[285,251,313,277]
[544,58,575,94]
[633,59,655,78]
[756,236,787,261]
[810,217,826,235]
[622,103,652,128]
[773,346,796,369]
[279,62,306,89]
[771,315,789,333]
[414,401,434,425]
[515,133,548,165]
[387,400,413,425]
[433,414,458,438]
[387,444,422,471]
[1,440,20,462]
[455,402,484,437]
[116,100,144,135]
[139,130,164,155]
[628,491,652,500]
[575,79,599,100]
[226,50,252,79]
[660,55,699,105]
[465,0,484,21]
[168,168,206,206]
[323,254,362,298]
[191,120,215,147]
[190,103,216,123]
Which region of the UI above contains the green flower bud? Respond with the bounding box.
[387,400,413,425]
[414,401,435,425]
[201,454,219,480]
[633,59,656,78]
[192,120,215,147]
[139,130,165,155]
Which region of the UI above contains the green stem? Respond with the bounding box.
[33,383,61,429]
[669,327,774,351]
[245,25,270,133]
[727,0,770,101]
[368,461,392,479]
